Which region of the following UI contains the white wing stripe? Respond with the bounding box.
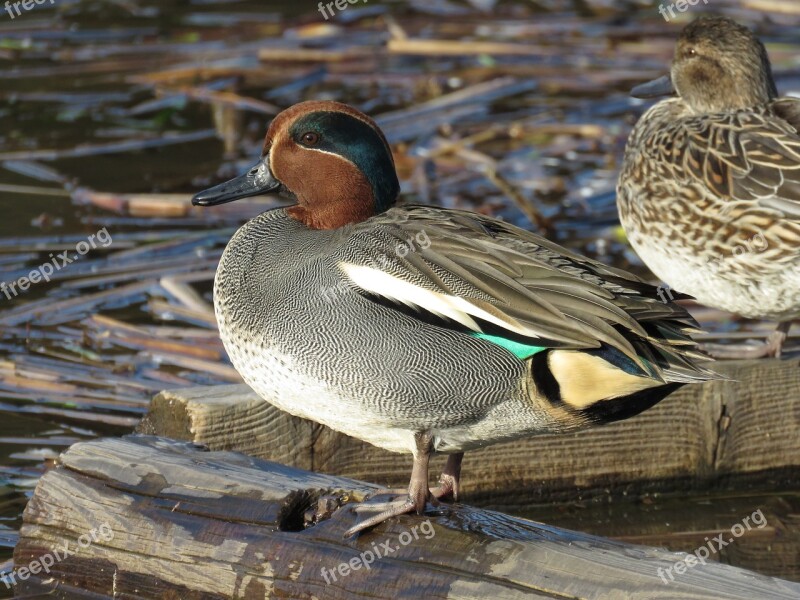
[341,263,533,336]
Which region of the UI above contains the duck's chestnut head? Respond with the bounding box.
[193,101,400,230]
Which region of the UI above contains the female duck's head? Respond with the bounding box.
[631,17,777,113]
[192,101,400,229]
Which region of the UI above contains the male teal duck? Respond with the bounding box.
[618,17,800,358]
[193,100,720,536]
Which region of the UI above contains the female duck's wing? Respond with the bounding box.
[338,206,708,381]
[658,103,800,257]
[756,98,800,220]
[655,102,800,203]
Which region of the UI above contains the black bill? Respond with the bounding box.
[192,155,281,206]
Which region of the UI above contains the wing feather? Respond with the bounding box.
[338,206,710,377]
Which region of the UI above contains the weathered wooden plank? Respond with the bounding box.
[137,358,800,508]
[12,436,800,599]
[713,358,800,473]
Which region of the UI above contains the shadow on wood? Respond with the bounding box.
[12,436,800,599]
[137,358,800,509]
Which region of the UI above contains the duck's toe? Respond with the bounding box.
[700,341,776,360]
[344,497,421,538]
[700,323,791,360]
[431,475,459,503]
[364,487,409,500]
[352,495,410,513]
[345,481,434,537]
[431,453,463,502]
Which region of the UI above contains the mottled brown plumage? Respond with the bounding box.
[618,17,800,357]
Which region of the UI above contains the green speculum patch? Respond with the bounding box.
[470,331,547,360]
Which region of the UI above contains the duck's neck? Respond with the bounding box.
[286,199,374,230]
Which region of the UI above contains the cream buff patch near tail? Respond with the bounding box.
[548,350,663,409]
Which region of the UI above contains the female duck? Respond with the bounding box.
[194,100,719,535]
[618,17,800,358]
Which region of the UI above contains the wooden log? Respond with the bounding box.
[138,358,800,509]
[12,435,800,599]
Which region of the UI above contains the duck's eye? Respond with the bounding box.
[300,132,320,146]
[687,47,697,57]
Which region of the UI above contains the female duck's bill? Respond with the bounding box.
[631,75,674,99]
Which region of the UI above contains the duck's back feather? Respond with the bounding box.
[339,205,716,384]
[626,98,800,245]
